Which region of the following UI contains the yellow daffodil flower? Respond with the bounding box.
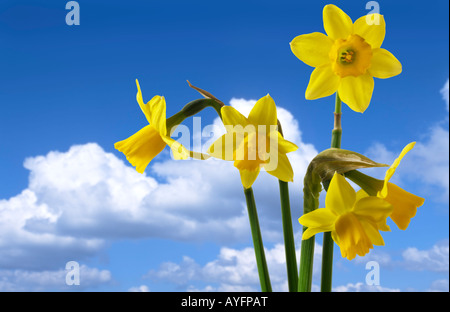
[358,142,425,230]
[207,94,298,189]
[290,4,402,113]
[115,80,189,173]
[299,172,393,260]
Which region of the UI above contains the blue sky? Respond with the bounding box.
[0,0,448,291]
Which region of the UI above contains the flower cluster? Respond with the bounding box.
[114,3,425,292]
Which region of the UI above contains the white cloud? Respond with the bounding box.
[365,80,450,202]
[0,97,316,288]
[402,240,449,273]
[428,279,449,292]
[0,265,111,292]
[441,79,449,112]
[128,285,150,292]
[146,241,323,292]
[333,282,400,292]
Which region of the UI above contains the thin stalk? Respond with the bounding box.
[321,92,342,292]
[243,187,272,292]
[278,180,298,292]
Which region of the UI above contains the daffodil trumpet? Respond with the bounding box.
[115,80,226,171]
[299,172,393,261]
[345,142,425,231]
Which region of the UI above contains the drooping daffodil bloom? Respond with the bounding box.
[207,94,298,189]
[115,79,189,173]
[299,172,393,260]
[359,142,425,231]
[290,4,402,113]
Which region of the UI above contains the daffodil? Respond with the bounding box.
[358,142,425,230]
[115,79,189,173]
[207,94,298,189]
[299,172,393,260]
[290,4,402,113]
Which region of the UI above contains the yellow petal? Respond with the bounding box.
[276,132,299,154]
[353,14,386,49]
[161,136,190,160]
[114,125,166,174]
[221,106,249,127]
[305,65,340,100]
[302,227,327,240]
[338,74,374,113]
[298,208,337,232]
[239,168,260,189]
[383,183,424,230]
[380,142,415,197]
[323,4,353,40]
[335,213,373,260]
[247,94,278,127]
[369,48,402,79]
[355,189,369,202]
[353,196,393,223]
[290,32,334,67]
[359,219,385,246]
[325,172,356,216]
[136,79,152,124]
[265,153,294,182]
[207,133,236,161]
[149,95,167,136]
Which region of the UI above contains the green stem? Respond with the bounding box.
[166,98,223,132]
[321,92,342,292]
[278,180,298,292]
[298,165,321,292]
[345,170,383,196]
[298,235,315,292]
[243,187,272,292]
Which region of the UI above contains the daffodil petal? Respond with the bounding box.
[161,136,190,160]
[136,79,152,124]
[368,48,402,79]
[207,133,236,161]
[290,32,334,67]
[353,196,393,223]
[359,219,385,246]
[383,182,424,230]
[302,227,327,240]
[338,74,374,113]
[276,133,299,154]
[114,125,166,174]
[353,14,386,49]
[323,4,353,40]
[325,172,356,216]
[380,142,415,197]
[247,94,278,127]
[239,168,260,189]
[298,208,337,231]
[265,153,294,182]
[221,106,249,128]
[149,95,167,136]
[305,65,340,100]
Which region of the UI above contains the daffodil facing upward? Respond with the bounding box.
[299,172,393,260]
[115,80,189,173]
[207,94,298,189]
[290,4,402,113]
[356,142,425,231]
